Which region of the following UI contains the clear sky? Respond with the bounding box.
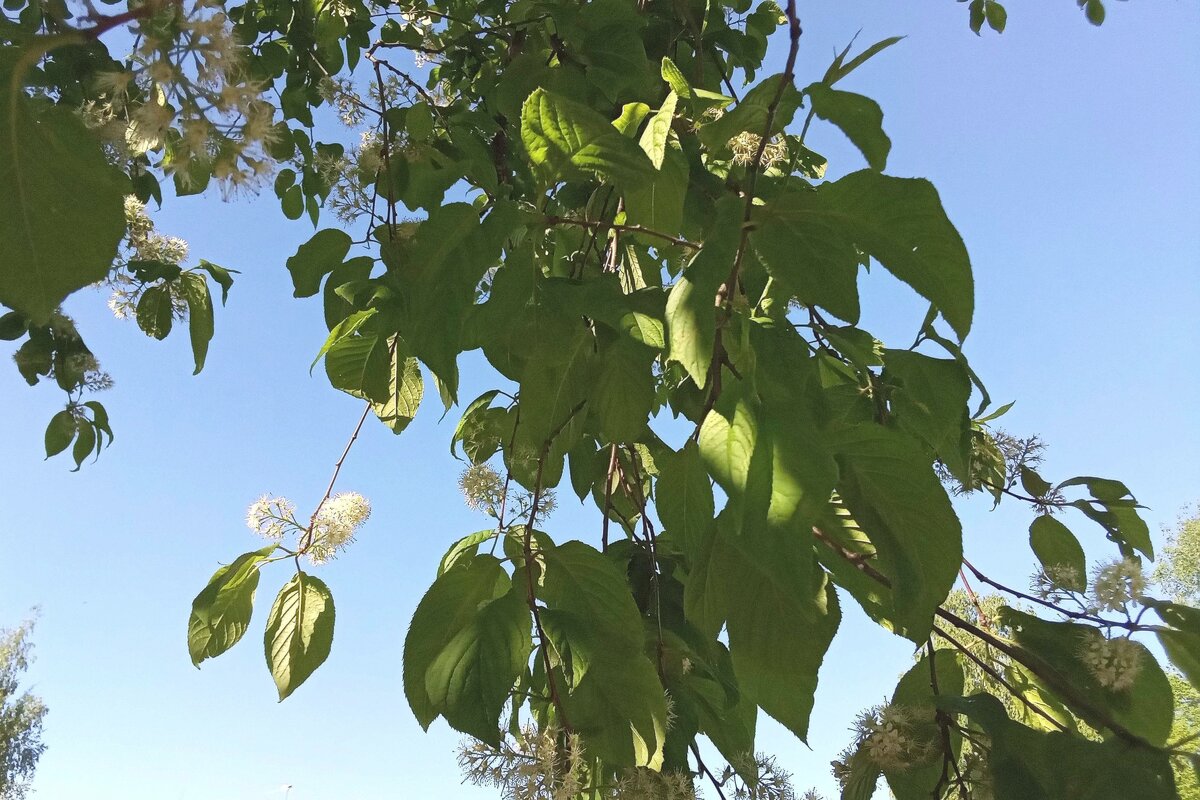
[2,2,1198,798]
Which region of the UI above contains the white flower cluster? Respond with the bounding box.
[1032,563,1083,601]
[307,492,372,565]
[848,703,937,773]
[105,197,193,320]
[458,726,585,800]
[244,491,370,566]
[460,463,506,514]
[246,494,298,540]
[727,131,788,169]
[91,0,278,195]
[1078,634,1142,692]
[726,752,798,800]
[1090,557,1147,612]
[124,196,190,263]
[615,769,695,800]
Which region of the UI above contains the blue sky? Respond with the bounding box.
[2,2,1198,798]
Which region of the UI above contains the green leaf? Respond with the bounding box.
[44,409,75,458]
[179,272,214,374]
[536,540,645,671]
[1085,0,1106,26]
[883,349,971,471]
[823,36,905,86]
[727,564,841,741]
[665,197,743,387]
[696,73,802,150]
[136,285,174,340]
[521,88,653,187]
[188,546,276,667]
[426,578,530,743]
[945,694,1177,800]
[1020,466,1053,498]
[69,418,96,470]
[1028,516,1087,591]
[405,556,516,732]
[624,143,688,237]
[1000,607,1175,746]
[197,260,235,304]
[638,91,678,170]
[590,338,654,443]
[286,229,352,298]
[312,308,379,371]
[661,57,691,99]
[986,1,1008,32]
[560,647,669,769]
[804,83,891,171]
[833,425,963,641]
[0,69,128,324]
[437,530,498,577]
[655,440,715,556]
[760,172,973,337]
[885,652,964,799]
[612,102,651,136]
[371,346,423,435]
[969,0,986,34]
[263,571,335,700]
[324,333,391,403]
[536,540,667,767]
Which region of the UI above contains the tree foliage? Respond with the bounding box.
[1,0,1194,797]
[0,619,47,800]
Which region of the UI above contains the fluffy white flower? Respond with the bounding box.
[1078,634,1142,691]
[246,494,297,540]
[1091,557,1147,612]
[306,491,371,565]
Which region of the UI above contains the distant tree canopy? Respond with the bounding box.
[0,619,46,800]
[2,0,1197,797]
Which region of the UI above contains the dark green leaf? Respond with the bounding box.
[1000,607,1175,746]
[1028,516,1087,591]
[179,272,214,374]
[0,70,128,323]
[833,425,963,641]
[590,338,654,443]
[286,229,352,298]
[136,285,174,340]
[665,197,743,386]
[804,83,891,171]
[655,440,715,556]
[761,172,973,338]
[44,409,75,458]
[945,694,1177,800]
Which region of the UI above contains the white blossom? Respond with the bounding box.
[1078,634,1142,691]
[305,492,371,565]
[246,495,297,540]
[1090,557,1147,612]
